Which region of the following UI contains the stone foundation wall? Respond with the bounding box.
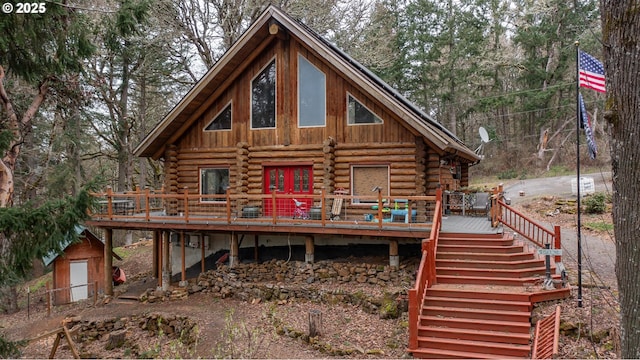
[141,259,418,317]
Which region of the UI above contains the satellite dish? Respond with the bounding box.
[479,127,489,143]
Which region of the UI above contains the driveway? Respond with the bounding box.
[501,172,617,289]
[502,171,612,205]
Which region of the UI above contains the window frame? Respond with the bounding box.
[250,58,277,130]
[346,93,384,126]
[203,101,232,132]
[199,167,230,203]
[297,54,326,128]
[350,164,390,204]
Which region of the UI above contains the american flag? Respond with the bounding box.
[579,51,606,93]
[579,92,597,159]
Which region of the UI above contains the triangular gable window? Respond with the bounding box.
[347,94,383,125]
[205,103,232,131]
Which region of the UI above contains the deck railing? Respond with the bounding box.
[490,184,562,263]
[90,186,437,230]
[407,186,443,351]
[531,305,561,359]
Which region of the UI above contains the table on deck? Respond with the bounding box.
[98,199,134,215]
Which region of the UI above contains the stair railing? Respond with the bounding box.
[531,305,561,359]
[408,186,443,351]
[490,184,562,264]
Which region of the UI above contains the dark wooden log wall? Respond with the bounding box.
[161,33,456,220]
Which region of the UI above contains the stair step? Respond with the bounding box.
[437,274,544,286]
[419,326,531,345]
[437,251,535,261]
[439,233,509,240]
[424,296,531,312]
[437,244,525,254]
[416,336,531,357]
[410,347,522,359]
[437,238,515,247]
[420,315,531,334]
[422,306,531,323]
[426,286,531,302]
[436,258,546,269]
[437,266,550,279]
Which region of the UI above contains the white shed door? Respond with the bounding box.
[69,260,88,302]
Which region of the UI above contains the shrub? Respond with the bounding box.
[584,192,607,214]
[497,169,518,180]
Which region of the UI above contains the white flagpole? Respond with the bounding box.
[575,41,583,308]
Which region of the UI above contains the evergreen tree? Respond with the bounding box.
[0,2,94,206]
[511,0,599,152]
[0,1,95,315]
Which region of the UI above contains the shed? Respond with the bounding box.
[43,226,122,305]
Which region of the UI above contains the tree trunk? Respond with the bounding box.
[601,1,640,357]
[0,67,50,314]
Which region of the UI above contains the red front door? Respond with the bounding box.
[263,165,313,216]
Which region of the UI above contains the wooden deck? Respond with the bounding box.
[87,189,504,239]
[441,215,503,235]
[87,213,502,240]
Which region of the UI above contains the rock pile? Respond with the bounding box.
[68,313,197,346]
[138,259,417,318]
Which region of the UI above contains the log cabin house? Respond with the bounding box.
[88,5,481,294]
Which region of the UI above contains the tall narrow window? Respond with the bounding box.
[347,94,383,125]
[251,60,276,129]
[205,103,232,131]
[200,168,230,202]
[298,55,326,127]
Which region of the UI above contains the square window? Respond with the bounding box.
[351,165,389,203]
[200,168,229,202]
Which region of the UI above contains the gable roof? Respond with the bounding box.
[135,5,480,163]
[42,225,122,266]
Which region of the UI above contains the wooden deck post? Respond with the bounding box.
[254,235,259,262]
[180,232,187,286]
[152,231,159,281]
[106,186,113,219]
[305,235,314,263]
[201,235,206,274]
[157,231,163,288]
[389,239,399,268]
[104,228,113,296]
[162,231,170,290]
[554,225,562,264]
[229,233,239,268]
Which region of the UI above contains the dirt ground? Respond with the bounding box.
[0,178,621,358]
[0,242,412,359]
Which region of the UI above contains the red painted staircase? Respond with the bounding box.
[411,232,565,359]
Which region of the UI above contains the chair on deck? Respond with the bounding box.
[330,189,348,220]
[469,192,490,217]
[390,199,418,223]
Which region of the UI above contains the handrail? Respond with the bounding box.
[490,184,562,263]
[531,305,561,359]
[408,186,442,351]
